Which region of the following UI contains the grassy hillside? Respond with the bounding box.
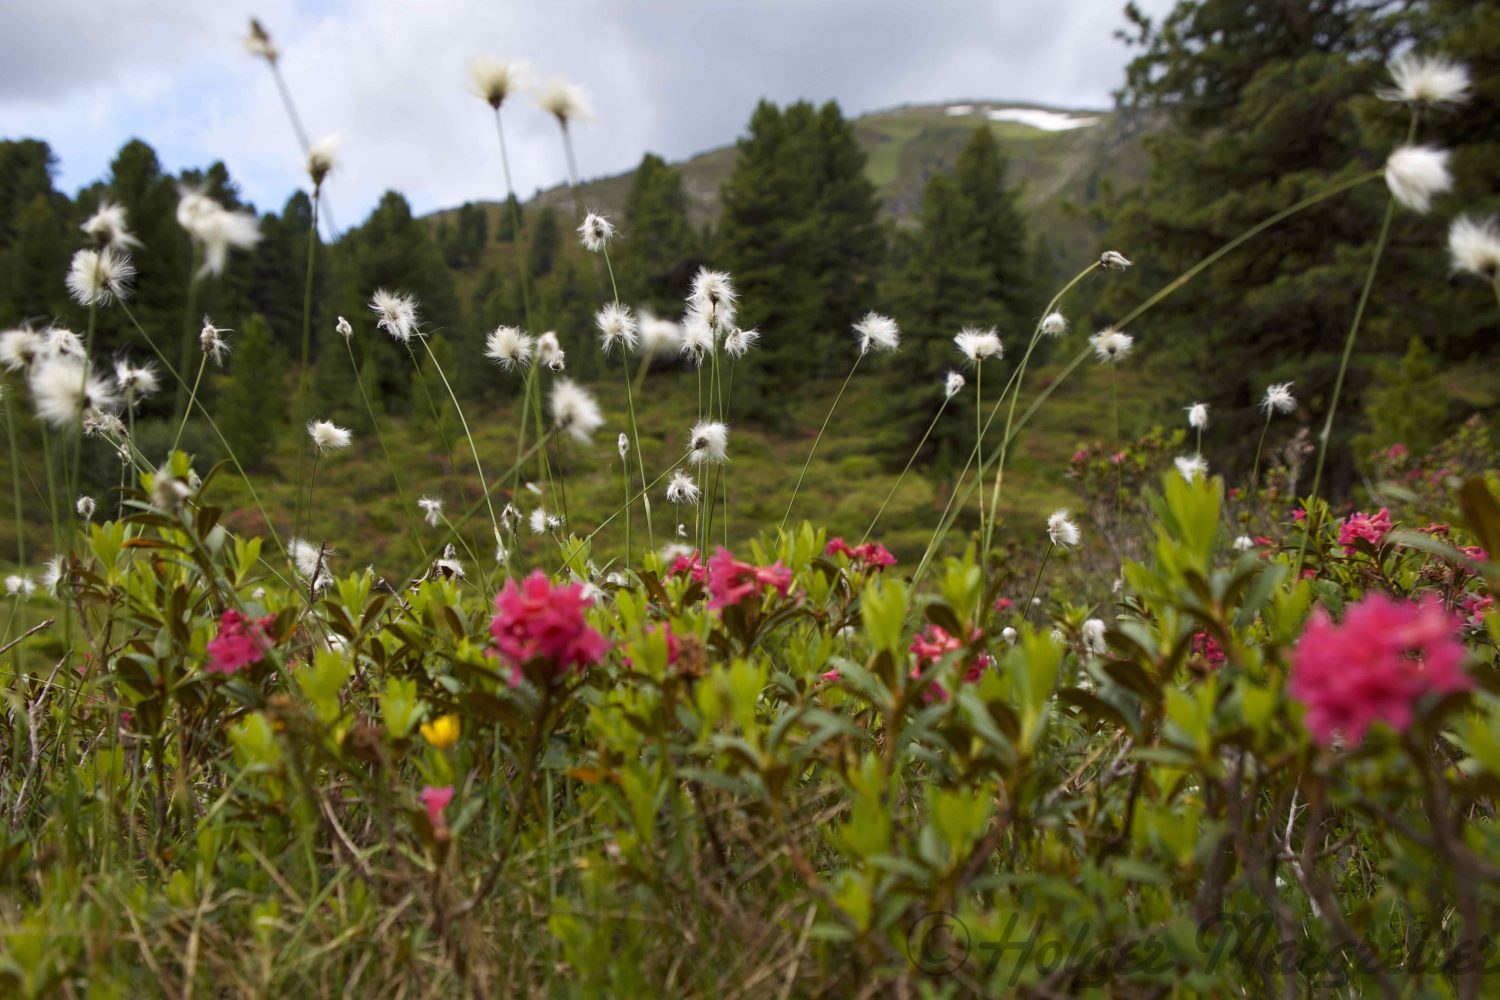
[431,101,1153,286]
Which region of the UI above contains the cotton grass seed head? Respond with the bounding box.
[114,359,159,403]
[1090,329,1133,363]
[537,331,566,372]
[81,201,140,250]
[1380,53,1470,107]
[724,326,760,358]
[46,327,85,359]
[76,495,96,520]
[1174,454,1208,482]
[666,470,700,505]
[244,18,278,63]
[954,326,1002,365]
[469,57,527,109]
[680,310,715,365]
[177,187,262,277]
[29,356,117,430]
[1186,402,1209,430]
[1100,250,1132,271]
[307,134,341,188]
[0,328,46,372]
[535,78,592,125]
[577,212,615,252]
[485,325,534,370]
[66,248,135,307]
[1448,215,1500,281]
[307,420,352,453]
[688,421,729,464]
[854,312,900,355]
[370,289,421,343]
[1261,382,1296,415]
[336,316,353,339]
[418,496,443,527]
[1040,311,1068,337]
[638,310,681,356]
[944,371,965,399]
[200,317,232,366]
[688,268,737,332]
[595,302,637,353]
[1047,509,1080,548]
[1384,145,1452,214]
[617,433,629,458]
[550,378,604,443]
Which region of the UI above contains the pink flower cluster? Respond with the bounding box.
[1290,594,1471,747]
[825,537,896,569]
[669,549,706,584]
[706,547,792,610]
[1338,507,1392,554]
[488,571,611,686]
[909,624,990,701]
[205,609,277,674]
[420,785,454,831]
[1190,631,1226,668]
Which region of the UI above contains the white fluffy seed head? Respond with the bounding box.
[954,326,1003,364]
[1090,329,1133,363]
[307,134,340,187]
[114,359,159,403]
[535,78,593,125]
[1380,53,1470,107]
[577,212,615,252]
[537,331,565,372]
[418,496,443,527]
[854,312,900,355]
[638,310,681,356]
[76,495,96,520]
[66,248,135,307]
[244,18,278,62]
[46,328,85,359]
[29,356,117,430]
[1448,215,1500,281]
[336,316,353,340]
[618,433,629,458]
[1046,509,1080,548]
[5,574,35,598]
[1174,454,1208,482]
[200,317,232,366]
[485,325,534,370]
[944,371,966,399]
[1002,626,1018,644]
[688,268,737,332]
[595,303,638,353]
[1100,250,1132,271]
[1186,402,1209,430]
[370,289,421,343]
[81,201,140,250]
[666,470,700,504]
[177,188,261,277]
[550,378,604,443]
[688,421,729,464]
[0,328,47,372]
[1261,382,1296,415]
[680,309,715,365]
[529,507,552,535]
[724,326,760,358]
[470,57,528,109]
[1384,145,1453,214]
[1040,312,1068,337]
[307,420,352,453]
[1082,618,1108,655]
[1233,534,1255,552]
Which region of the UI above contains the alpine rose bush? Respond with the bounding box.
[488,570,611,685]
[1290,593,1473,746]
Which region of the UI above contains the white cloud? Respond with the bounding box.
[0,0,1177,225]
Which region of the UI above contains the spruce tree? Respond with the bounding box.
[619,153,699,310]
[218,313,288,469]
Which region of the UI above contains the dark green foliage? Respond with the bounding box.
[218,313,289,468]
[1353,336,1446,468]
[719,100,883,416]
[618,153,700,310]
[527,207,562,279]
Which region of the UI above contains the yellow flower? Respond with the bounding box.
[420,713,460,750]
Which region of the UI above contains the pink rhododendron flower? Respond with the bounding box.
[488,571,611,686]
[419,785,454,829]
[1070,448,1088,465]
[1292,508,1306,524]
[1110,451,1125,465]
[1386,443,1408,461]
[820,668,841,683]
[909,625,991,701]
[205,609,276,674]
[825,537,897,569]
[1339,508,1392,554]
[669,549,706,584]
[1419,522,1450,537]
[994,596,1013,613]
[1190,631,1226,668]
[1290,594,1471,747]
[706,547,792,610]
[1461,594,1492,630]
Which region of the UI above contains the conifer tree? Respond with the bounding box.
[620,153,699,310]
[218,313,288,468]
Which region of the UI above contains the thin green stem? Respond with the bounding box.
[345,338,421,559]
[4,390,23,565]
[1025,541,1055,617]
[974,363,984,558]
[419,338,499,547]
[173,250,202,423]
[1295,193,1398,572]
[171,355,207,453]
[602,246,653,550]
[1248,411,1272,504]
[296,189,320,432]
[782,356,861,532]
[1111,363,1122,568]
[859,396,950,545]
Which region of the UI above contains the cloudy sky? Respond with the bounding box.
[1,0,1175,226]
